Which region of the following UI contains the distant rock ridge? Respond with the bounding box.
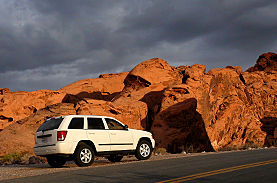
[0,53,276,155]
[247,52,277,72]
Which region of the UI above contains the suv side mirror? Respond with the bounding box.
[124,125,128,130]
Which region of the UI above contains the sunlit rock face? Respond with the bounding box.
[0,53,277,155]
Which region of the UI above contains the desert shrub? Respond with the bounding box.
[2,152,22,163]
[183,143,199,153]
[239,143,261,150]
[218,143,263,152]
[2,151,33,164]
[217,146,235,151]
[153,148,170,155]
[20,151,34,162]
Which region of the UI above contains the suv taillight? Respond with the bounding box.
[57,131,67,141]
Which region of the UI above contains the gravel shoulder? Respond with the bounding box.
[0,148,273,181]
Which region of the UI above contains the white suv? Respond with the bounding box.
[33,115,155,167]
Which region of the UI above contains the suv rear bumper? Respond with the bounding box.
[33,142,75,156]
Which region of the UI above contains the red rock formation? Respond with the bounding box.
[0,72,128,131]
[152,62,276,152]
[0,103,76,155]
[76,99,148,130]
[0,88,10,94]
[59,72,129,102]
[0,90,67,130]
[123,58,182,91]
[247,52,277,72]
[0,53,276,155]
[243,52,277,146]
[152,97,213,153]
[110,58,185,131]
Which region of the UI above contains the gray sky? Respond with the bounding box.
[0,0,277,92]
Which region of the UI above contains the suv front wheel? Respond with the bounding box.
[74,143,94,167]
[135,140,152,160]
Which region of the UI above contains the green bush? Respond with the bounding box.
[1,151,33,164]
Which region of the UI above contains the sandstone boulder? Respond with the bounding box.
[29,156,45,164]
[123,58,183,91]
[59,72,128,102]
[113,58,185,130]
[151,98,213,153]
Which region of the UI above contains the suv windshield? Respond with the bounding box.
[37,117,64,132]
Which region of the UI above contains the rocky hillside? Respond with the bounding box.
[0,52,276,155]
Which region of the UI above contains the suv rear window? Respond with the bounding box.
[36,117,64,132]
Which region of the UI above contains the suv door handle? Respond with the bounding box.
[110,133,116,135]
[89,132,95,135]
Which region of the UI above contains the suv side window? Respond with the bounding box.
[105,118,124,130]
[88,118,105,130]
[68,118,84,129]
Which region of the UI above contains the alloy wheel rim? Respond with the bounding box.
[140,143,150,157]
[80,148,92,163]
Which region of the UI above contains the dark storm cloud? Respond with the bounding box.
[0,0,276,91]
[0,0,120,72]
[120,0,277,48]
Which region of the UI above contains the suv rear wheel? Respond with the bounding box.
[135,140,152,160]
[47,156,66,168]
[74,143,94,167]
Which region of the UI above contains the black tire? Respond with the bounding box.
[107,155,123,162]
[135,140,152,160]
[47,156,66,168]
[74,143,94,167]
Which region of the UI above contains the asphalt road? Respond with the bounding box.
[3,148,277,183]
